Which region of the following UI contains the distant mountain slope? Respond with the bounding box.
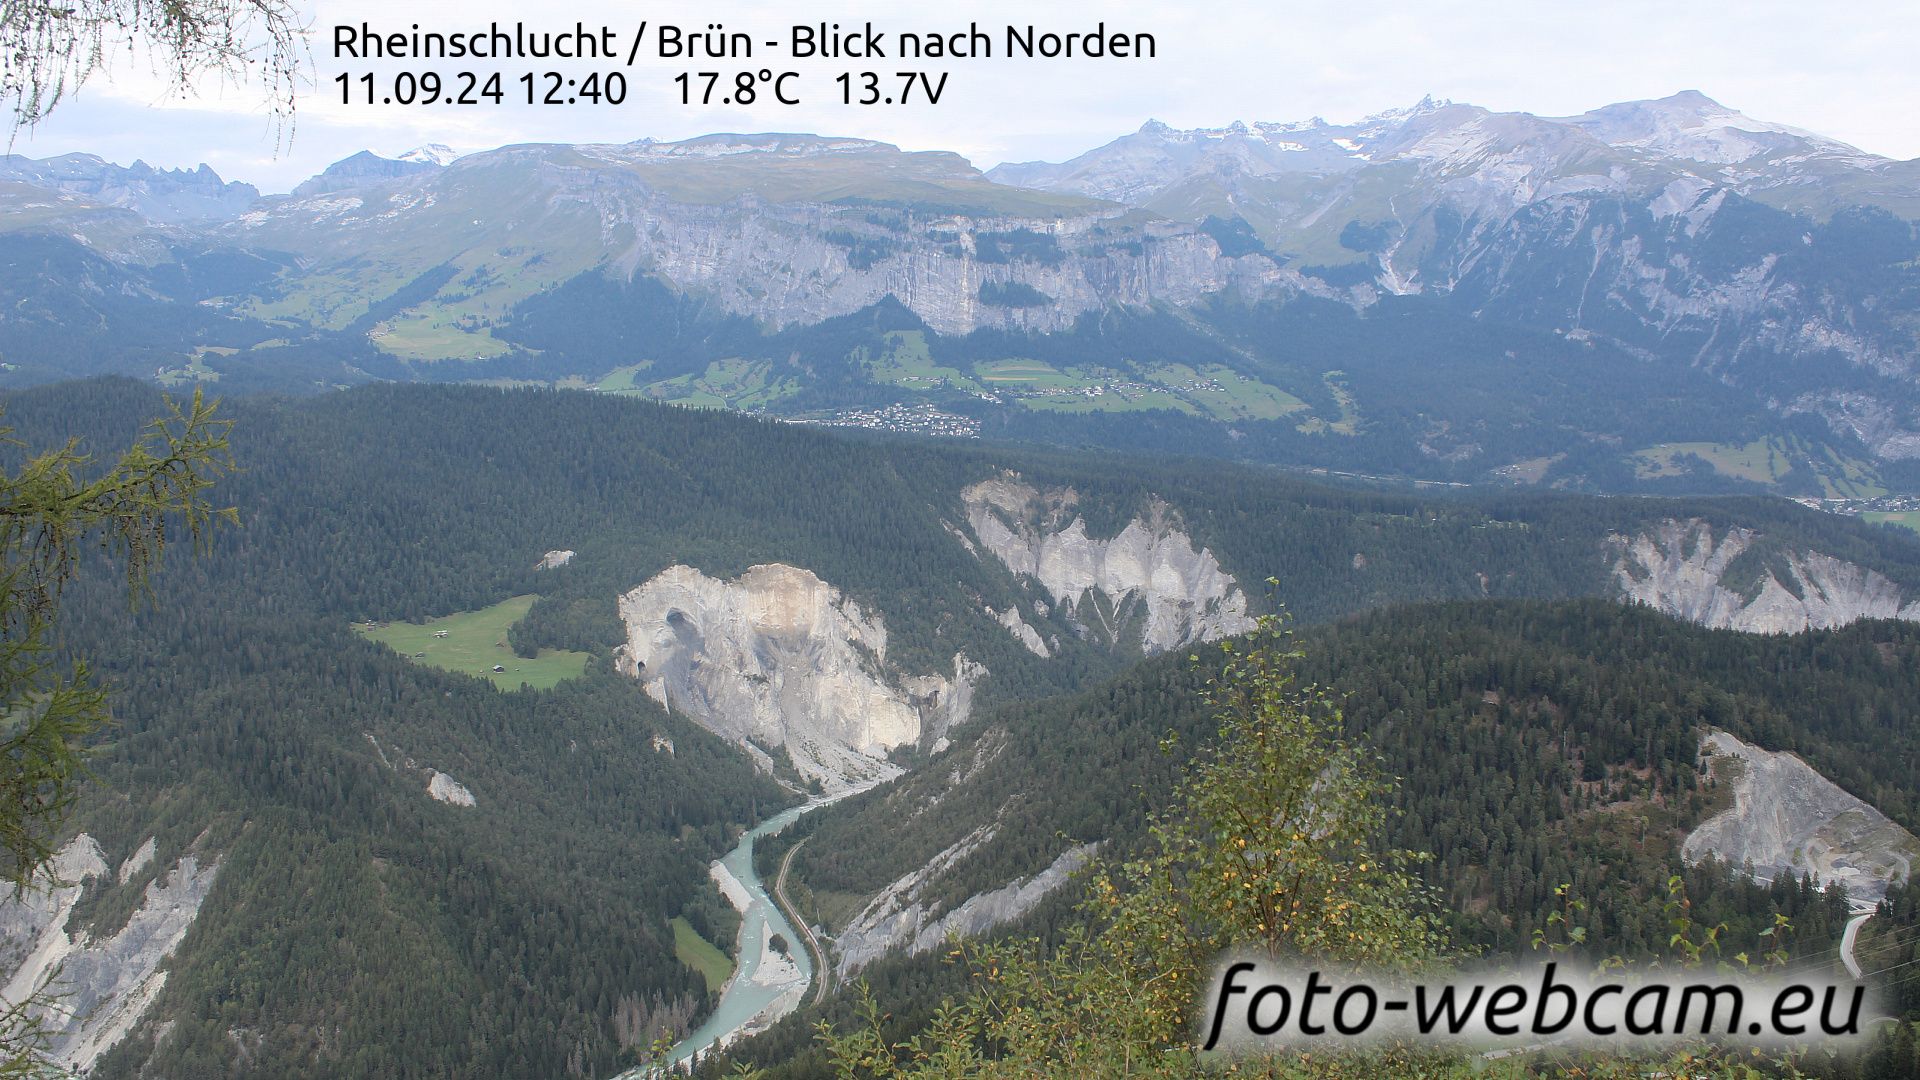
[3,100,1920,494]
[0,153,259,223]
[989,94,1920,473]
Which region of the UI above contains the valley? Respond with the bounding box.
[4,72,1920,1079]
[0,380,1917,1076]
[7,92,1920,500]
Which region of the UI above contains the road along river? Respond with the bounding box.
[644,787,867,1075]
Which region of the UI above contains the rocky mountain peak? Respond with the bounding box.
[291,149,445,197]
[1561,89,1871,165]
[0,152,258,223]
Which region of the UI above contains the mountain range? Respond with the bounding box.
[4,92,1920,498]
[9,88,1920,1078]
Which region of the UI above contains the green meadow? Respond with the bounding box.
[356,595,590,690]
[672,917,734,992]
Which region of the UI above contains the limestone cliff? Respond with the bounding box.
[832,827,1095,978]
[1684,732,1917,904]
[1608,518,1920,633]
[835,837,1095,977]
[0,835,220,1072]
[427,771,476,806]
[962,475,1255,654]
[988,606,1052,657]
[614,564,981,791]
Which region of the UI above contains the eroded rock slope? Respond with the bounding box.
[1684,732,1917,904]
[1608,518,1920,633]
[833,822,1096,977]
[0,834,219,1072]
[962,475,1255,654]
[615,563,980,791]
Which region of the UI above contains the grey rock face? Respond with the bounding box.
[614,563,980,790]
[962,474,1255,654]
[832,825,996,976]
[909,845,1097,954]
[534,549,575,570]
[988,606,1052,657]
[291,150,444,197]
[1684,732,1917,904]
[0,834,220,1072]
[427,771,476,806]
[0,153,259,223]
[1608,518,1920,633]
[833,833,1096,977]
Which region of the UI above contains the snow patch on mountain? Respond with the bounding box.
[397,144,460,167]
[1559,90,1872,168]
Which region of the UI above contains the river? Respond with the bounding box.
[643,788,862,1076]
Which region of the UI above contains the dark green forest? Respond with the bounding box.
[4,379,1920,1076]
[729,601,1920,1078]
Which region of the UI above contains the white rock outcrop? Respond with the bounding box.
[962,475,1255,654]
[989,606,1052,657]
[116,838,156,885]
[835,825,996,976]
[615,564,980,791]
[535,549,576,570]
[1684,732,1918,904]
[0,835,220,1072]
[834,831,1096,977]
[1609,518,1920,633]
[427,771,476,806]
[908,845,1097,955]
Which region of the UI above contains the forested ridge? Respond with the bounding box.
[3,378,1919,1076]
[732,600,1920,1077]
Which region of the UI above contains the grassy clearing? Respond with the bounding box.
[640,359,800,411]
[1497,454,1565,485]
[1021,391,1197,415]
[595,362,655,392]
[1633,439,1792,485]
[1815,443,1888,498]
[1863,511,1920,534]
[863,331,983,393]
[1630,436,1886,496]
[1139,362,1306,421]
[672,916,734,992]
[155,348,235,386]
[355,595,589,690]
[1295,372,1361,435]
[976,359,1080,388]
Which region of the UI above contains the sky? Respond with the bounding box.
[7,0,1919,193]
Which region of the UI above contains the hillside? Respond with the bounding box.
[2,381,1920,1073]
[732,599,1920,1076]
[2,97,1919,496]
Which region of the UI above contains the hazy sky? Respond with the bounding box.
[8,0,1918,192]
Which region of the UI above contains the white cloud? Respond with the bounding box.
[8,0,1919,192]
